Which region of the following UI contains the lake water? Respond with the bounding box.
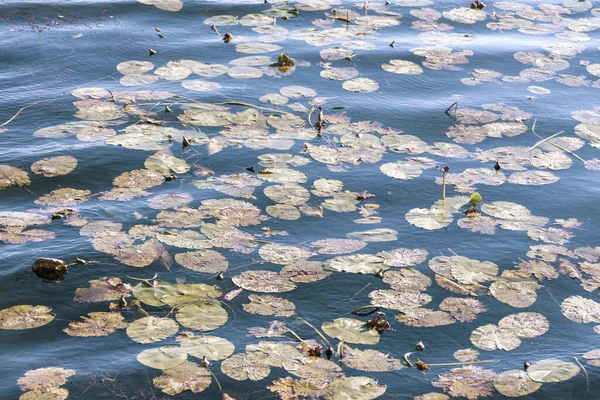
[2,0,600,399]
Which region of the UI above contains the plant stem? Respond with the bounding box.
[207,368,223,393]
[297,317,332,348]
[573,357,589,392]
[426,360,498,367]
[285,327,304,342]
[350,305,380,315]
[442,171,447,203]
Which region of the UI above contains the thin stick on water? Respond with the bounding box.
[0,98,60,129]
[206,367,223,393]
[527,130,564,151]
[350,283,371,301]
[426,360,499,367]
[445,102,458,116]
[531,119,585,162]
[573,357,589,392]
[297,317,332,348]
[285,327,304,342]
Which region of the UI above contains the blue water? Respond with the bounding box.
[2,1,600,399]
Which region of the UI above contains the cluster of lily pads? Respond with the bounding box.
[2,0,600,399]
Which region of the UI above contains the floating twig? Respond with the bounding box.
[531,119,585,162]
[297,317,332,348]
[285,327,304,342]
[527,130,565,152]
[444,102,458,117]
[573,356,589,392]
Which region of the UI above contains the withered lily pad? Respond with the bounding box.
[63,312,128,337]
[221,352,271,381]
[232,270,296,293]
[0,166,31,189]
[433,366,498,400]
[153,361,211,395]
[17,367,76,392]
[0,305,55,330]
[31,156,78,177]
[243,294,295,317]
[343,347,402,372]
[493,370,541,397]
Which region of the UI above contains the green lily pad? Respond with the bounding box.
[526,359,580,383]
[177,334,235,361]
[137,346,188,370]
[175,302,228,331]
[322,318,380,345]
[127,316,179,344]
[0,305,55,330]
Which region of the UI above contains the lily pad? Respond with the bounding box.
[31,156,77,177]
[243,294,295,317]
[137,346,188,370]
[527,359,580,383]
[0,305,55,330]
[493,370,541,397]
[221,352,271,381]
[126,316,179,344]
[153,361,211,395]
[177,334,235,361]
[232,270,296,293]
[322,318,380,345]
[63,312,128,337]
[175,302,228,331]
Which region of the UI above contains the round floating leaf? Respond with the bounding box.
[19,387,69,400]
[498,312,549,338]
[31,156,77,177]
[34,188,90,207]
[259,243,313,265]
[243,294,295,317]
[127,316,179,344]
[527,359,580,383]
[561,295,600,323]
[176,302,228,331]
[383,268,431,291]
[17,368,76,392]
[322,318,380,345]
[113,169,165,189]
[377,248,429,268]
[282,357,342,380]
[153,361,211,395]
[470,324,521,351]
[0,166,31,189]
[0,305,55,330]
[74,277,130,303]
[133,280,178,307]
[329,254,387,274]
[325,376,387,400]
[454,349,479,362]
[145,150,190,175]
[490,279,540,308]
[137,346,187,370]
[396,308,456,327]
[280,260,331,283]
[370,289,432,312]
[406,208,453,230]
[246,341,304,368]
[493,369,541,397]
[221,352,271,381]
[382,60,423,75]
[232,270,296,293]
[342,78,379,93]
[342,347,402,372]
[450,256,498,285]
[63,312,128,337]
[175,250,228,274]
[178,335,234,361]
[310,238,366,255]
[439,297,487,322]
[433,366,498,400]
